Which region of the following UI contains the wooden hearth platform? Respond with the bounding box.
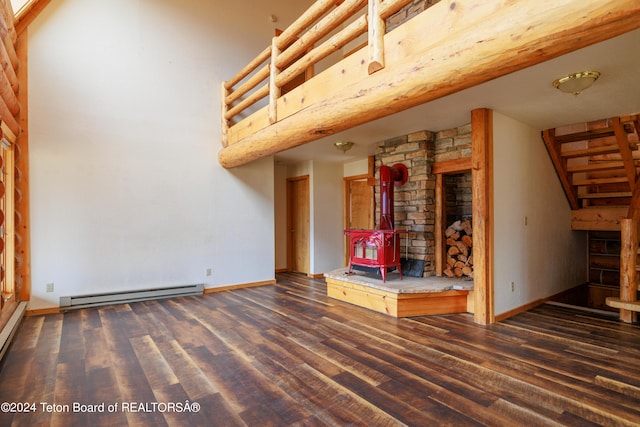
[324,268,474,318]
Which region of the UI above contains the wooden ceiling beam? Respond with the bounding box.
[219,0,640,168]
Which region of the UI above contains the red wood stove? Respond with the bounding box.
[345,163,408,282]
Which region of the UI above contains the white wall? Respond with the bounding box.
[274,164,288,271]
[493,112,587,316]
[344,158,369,177]
[310,161,344,274]
[27,0,313,310]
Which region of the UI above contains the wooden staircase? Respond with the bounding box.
[543,114,640,214]
[543,114,640,321]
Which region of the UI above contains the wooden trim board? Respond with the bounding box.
[204,279,275,293]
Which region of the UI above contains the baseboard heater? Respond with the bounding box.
[0,301,27,361]
[60,283,204,311]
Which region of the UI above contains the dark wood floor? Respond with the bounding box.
[1,273,639,426]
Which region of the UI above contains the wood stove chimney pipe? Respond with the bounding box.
[379,163,408,230]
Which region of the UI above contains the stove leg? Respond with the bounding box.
[381,267,386,282]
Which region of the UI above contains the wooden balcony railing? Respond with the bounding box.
[220,0,640,169]
[221,0,414,147]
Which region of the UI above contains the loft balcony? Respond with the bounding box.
[219,0,640,168]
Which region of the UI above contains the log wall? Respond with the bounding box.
[0,0,24,323]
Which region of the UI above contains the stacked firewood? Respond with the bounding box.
[443,219,473,278]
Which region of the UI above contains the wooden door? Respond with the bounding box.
[344,176,373,265]
[349,179,373,229]
[287,176,310,274]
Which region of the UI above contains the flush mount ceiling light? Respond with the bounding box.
[334,141,354,153]
[553,70,601,95]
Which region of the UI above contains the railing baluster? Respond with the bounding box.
[269,36,281,125]
[368,0,385,74]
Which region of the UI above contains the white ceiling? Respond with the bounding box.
[275,28,640,164]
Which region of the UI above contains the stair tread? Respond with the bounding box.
[561,144,629,159]
[573,177,629,186]
[555,128,616,144]
[578,192,632,199]
[567,161,628,173]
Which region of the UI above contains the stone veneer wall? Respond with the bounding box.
[436,124,473,226]
[435,123,472,162]
[374,123,472,277]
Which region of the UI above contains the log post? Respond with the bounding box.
[15,29,29,303]
[619,218,638,323]
[435,173,444,276]
[269,37,281,124]
[471,108,494,325]
[367,0,384,74]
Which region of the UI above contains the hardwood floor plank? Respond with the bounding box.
[83,325,113,373]
[333,370,480,426]
[129,335,180,389]
[51,361,89,427]
[594,374,640,399]
[245,344,364,425]
[151,338,219,400]
[85,367,129,427]
[193,393,247,427]
[8,315,44,352]
[489,398,564,427]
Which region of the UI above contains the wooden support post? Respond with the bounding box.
[1,131,15,304]
[367,0,384,74]
[15,30,29,303]
[471,108,494,325]
[269,37,281,125]
[435,173,445,276]
[618,218,638,323]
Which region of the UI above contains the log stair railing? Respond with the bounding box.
[543,114,640,322]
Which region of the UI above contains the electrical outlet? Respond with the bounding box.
[511,281,515,292]
[46,283,54,293]
[206,268,212,277]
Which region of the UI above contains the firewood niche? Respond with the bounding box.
[444,219,473,279]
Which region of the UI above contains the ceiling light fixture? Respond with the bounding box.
[553,70,600,95]
[334,141,354,153]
